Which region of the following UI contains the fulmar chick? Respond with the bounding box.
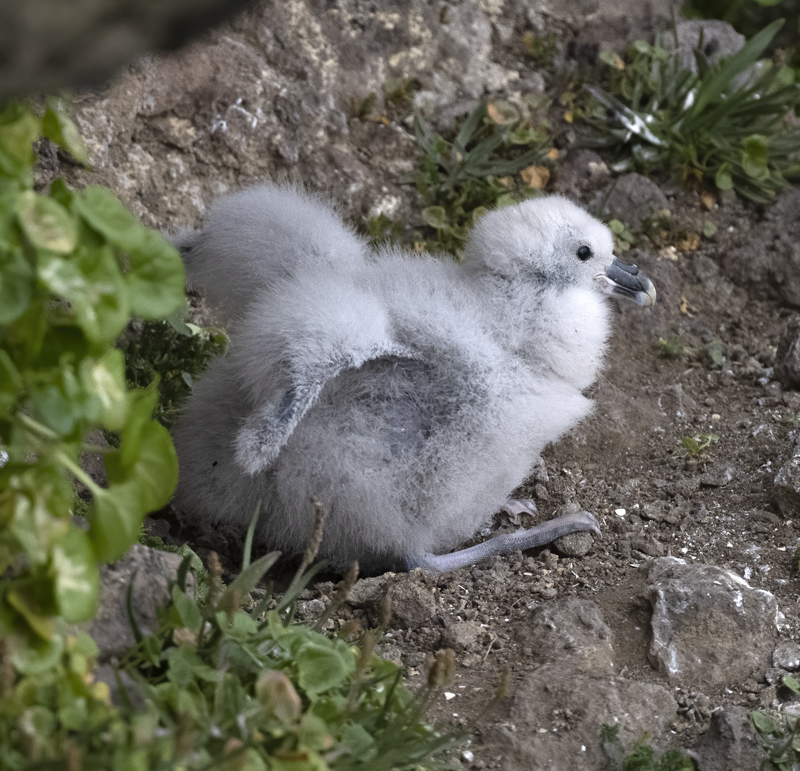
[172,184,656,573]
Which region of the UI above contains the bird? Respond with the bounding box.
[171,183,656,573]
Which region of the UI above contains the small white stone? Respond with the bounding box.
[615,508,626,517]
[444,692,456,700]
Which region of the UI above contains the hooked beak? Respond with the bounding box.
[596,257,657,307]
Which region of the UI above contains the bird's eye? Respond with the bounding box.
[577,245,593,261]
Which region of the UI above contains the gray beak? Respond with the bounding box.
[598,257,657,307]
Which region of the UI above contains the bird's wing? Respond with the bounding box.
[234,342,417,475]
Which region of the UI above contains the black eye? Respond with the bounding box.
[577,245,593,261]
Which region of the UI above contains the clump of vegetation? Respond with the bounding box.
[407,100,553,256]
[656,336,689,359]
[0,100,184,674]
[582,20,800,203]
[364,213,406,249]
[749,710,800,770]
[682,0,800,66]
[601,724,694,770]
[1,502,464,768]
[123,318,226,429]
[682,433,719,456]
[704,339,728,368]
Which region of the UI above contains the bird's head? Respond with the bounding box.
[463,195,656,307]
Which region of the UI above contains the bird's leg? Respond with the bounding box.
[407,510,600,573]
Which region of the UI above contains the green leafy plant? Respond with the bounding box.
[582,20,800,202]
[656,336,689,359]
[601,724,693,770]
[0,100,184,672]
[408,101,551,255]
[0,505,465,769]
[123,318,226,429]
[749,710,800,769]
[704,339,728,367]
[682,0,800,67]
[682,433,719,456]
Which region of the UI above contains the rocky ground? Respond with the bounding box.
[52,0,800,768]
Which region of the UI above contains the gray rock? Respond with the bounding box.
[76,544,195,662]
[691,707,768,771]
[646,557,783,688]
[765,666,789,687]
[671,20,746,74]
[520,598,615,671]
[700,462,737,488]
[442,620,486,652]
[347,572,437,628]
[630,534,666,557]
[387,575,437,628]
[554,529,595,557]
[775,316,800,389]
[774,642,800,671]
[774,453,800,516]
[504,666,677,771]
[722,189,800,309]
[603,173,670,231]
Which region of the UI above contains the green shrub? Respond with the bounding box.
[582,20,800,203]
[407,101,552,255]
[0,100,184,673]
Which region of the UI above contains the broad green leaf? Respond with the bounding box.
[51,525,99,622]
[113,382,159,471]
[749,709,777,734]
[75,186,146,250]
[0,350,21,418]
[79,349,128,430]
[38,246,128,344]
[171,585,202,631]
[714,165,733,190]
[295,639,356,698]
[339,723,378,760]
[16,191,77,253]
[92,420,178,561]
[126,229,185,319]
[300,712,334,751]
[0,102,39,181]
[0,248,34,324]
[7,585,56,641]
[41,101,91,167]
[89,483,144,563]
[166,645,203,688]
[10,629,64,675]
[28,382,77,436]
[422,206,449,229]
[741,134,770,181]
